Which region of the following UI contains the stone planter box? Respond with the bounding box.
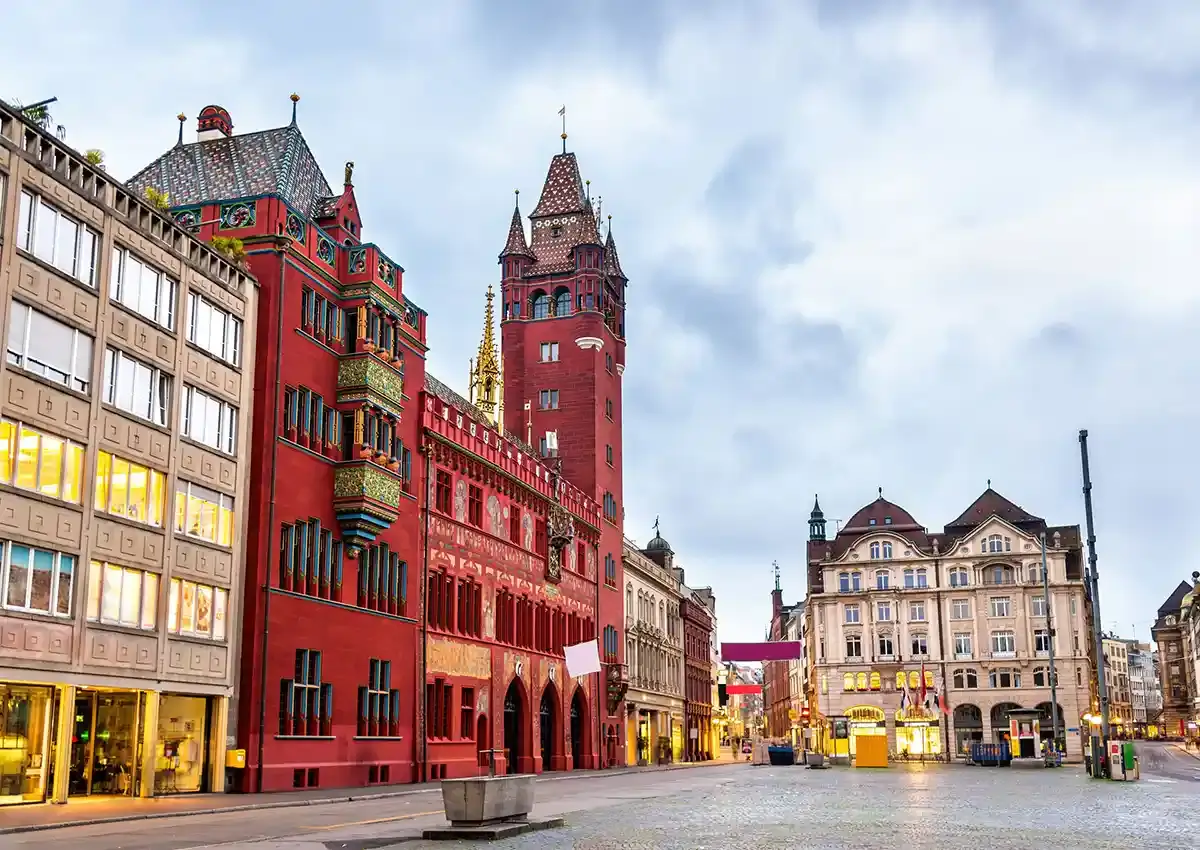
[441,774,535,827]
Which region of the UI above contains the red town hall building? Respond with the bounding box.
[130,101,629,790]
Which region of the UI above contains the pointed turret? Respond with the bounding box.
[468,285,503,425]
[531,152,586,217]
[499,192,533,260]
[809,495,826,542]
[578,197,602,247]
[603,219,626,280]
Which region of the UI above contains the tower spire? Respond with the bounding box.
[499,189,533,259]
[290,93,300,126]
[468,285,503,425]
[773,559,781,592]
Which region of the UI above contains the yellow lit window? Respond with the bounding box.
[870,672,881,691]
[16,427,38,490]
[856,672,868,690]
[175,481,235,547]
[0,420,13,480]
[908,671,920,689]
[95,451,111,511]
[86,560,158,630]
[1,419,83,504]
[843,673,855,692]
[94,450,166,527]
[896,672,906,689]
[165,578,231,640]
[924,670,935,688]
[37,434,63,499]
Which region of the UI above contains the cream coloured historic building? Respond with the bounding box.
[806,488,1092,762]
[0,101,257,807]
[622,534,685,764]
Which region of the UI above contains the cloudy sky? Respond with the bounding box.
[6,0,1198,650]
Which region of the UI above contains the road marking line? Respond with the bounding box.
[305,810,443,830]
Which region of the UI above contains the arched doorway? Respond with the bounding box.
[990,702,1021,744]
[476,714,489,769]
[503,680,525,775]
[570,688,588,769]
[605,724,618,768]
[1035,702,1066,749]
[952,704,983,757]
[539,683,559,771]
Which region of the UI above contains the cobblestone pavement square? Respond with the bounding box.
[414,764,1193,850]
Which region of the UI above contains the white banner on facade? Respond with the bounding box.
[564,640,602,677]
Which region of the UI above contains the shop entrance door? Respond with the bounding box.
[0,684,54,806]
[68,691,142,797]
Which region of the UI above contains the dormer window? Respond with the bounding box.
[868,518,877,526]
[884,517,893,525]
[983,534,1011,553]
[551,225,563,238]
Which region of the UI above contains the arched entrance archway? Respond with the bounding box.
[504,680,526,775]
[953,704,983,757]
[1035,702,1066,747]
[570,687,588,769]
[991,702,1021,744]
[539,682,560,771]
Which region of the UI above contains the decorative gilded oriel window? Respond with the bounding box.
[86,561,158,630]
[95,450,166,526]
[0,419,85,504]
[166,577,228,641]
[174,481,235,547]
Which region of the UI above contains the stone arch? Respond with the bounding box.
[503,676,531,774]
[553,286,572,317]
[539,680,561,771]
[530,289,550,319]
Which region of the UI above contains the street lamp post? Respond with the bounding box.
[1079,429,1111,776]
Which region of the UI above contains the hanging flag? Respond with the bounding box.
[558,105,566,116]
[899,681,909,711]
[919,663,928,708]
[938,672,951,715]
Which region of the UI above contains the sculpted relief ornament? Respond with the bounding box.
[454,479,468,522]
[545,503,575,582]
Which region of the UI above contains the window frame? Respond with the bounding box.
[17,190,99,287]
[181,385,239,454]
[166,576,229,641]
[1,540,76,618]
[174,480,236,547]
[6,300,95,395]
[186,291,244,367]
[109,244,178,330]
[103,347,172,427]
[0,418,85,505]
[94,449,167,527]
[86,560,159,630]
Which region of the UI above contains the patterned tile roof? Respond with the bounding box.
[127,124,334,217]
[499,203,532,259]
[530,152,586,217]
[604,228,626,279]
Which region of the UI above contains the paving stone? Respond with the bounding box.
[409,765,1193,849]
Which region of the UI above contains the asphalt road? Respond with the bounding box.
[1135,740,1200,783]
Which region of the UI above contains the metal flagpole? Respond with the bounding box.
[1041,532,1061,758]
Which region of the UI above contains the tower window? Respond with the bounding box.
[554,289,571,317]
[540,342,559,362]
[539,390,559,410]
[605,353,613,373]
[606,444,613,466]
[605,398,613,420]
[531,292,550,319]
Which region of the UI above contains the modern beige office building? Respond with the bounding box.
[0,100,257,807]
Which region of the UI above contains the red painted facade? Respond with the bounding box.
[419,384,603,777]
[131,108,631,790]
[683,593,715,760]
[132,118,426,792]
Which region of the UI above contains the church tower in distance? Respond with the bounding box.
[498,141,629,744]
